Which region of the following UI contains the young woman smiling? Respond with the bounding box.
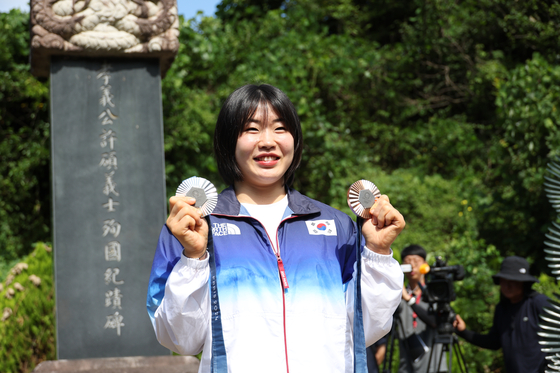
[147,84,405,373]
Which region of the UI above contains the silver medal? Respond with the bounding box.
[347,179,381,219]
[176,176,218,217]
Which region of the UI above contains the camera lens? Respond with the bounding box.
[427,280,450,302]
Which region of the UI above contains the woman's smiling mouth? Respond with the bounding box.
[254,154,280,165]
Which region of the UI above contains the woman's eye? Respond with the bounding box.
[245,127,259,132]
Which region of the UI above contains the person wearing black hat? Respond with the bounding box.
[453,256,550,373]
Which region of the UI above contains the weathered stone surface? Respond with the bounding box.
[32,356,200,373]
[51,57,168,359]
[30,0,179,77]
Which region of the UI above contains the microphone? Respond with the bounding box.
[419,262,465,280]
[419,263,431,274]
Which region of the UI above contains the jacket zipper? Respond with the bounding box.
[213,213,300,373]
[272,215,302,373]
[278,257,290,373]
[265,216,294,373]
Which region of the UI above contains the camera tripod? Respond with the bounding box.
[381,303,469,373]
[380,305,414,373]
[425,332,468,373]
[425,303,469,373]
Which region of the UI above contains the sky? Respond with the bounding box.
[0,0,221,19]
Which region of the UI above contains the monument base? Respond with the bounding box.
[32,355,200,373]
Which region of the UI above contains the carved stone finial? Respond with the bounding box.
[30,0,179,77]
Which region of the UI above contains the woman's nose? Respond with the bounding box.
[258,129,275,147]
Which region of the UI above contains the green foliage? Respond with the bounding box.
[481,54,560,266]
[0,243,55,373]
[534,273,559,300]
[449,238,504,372]
[0,9,51,272]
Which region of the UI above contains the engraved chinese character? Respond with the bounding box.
[102,197,120,212]
[105,241,121,262]
[104,311,124,336]
[100,151,118,170]
[102,219,121,237]
[100,129,117,149]
[97,64,111,85]
[98,109,118,125]
[104,268,124,285]
[99,86,115,108]
[103,171,119,196]
[105,288,123,309]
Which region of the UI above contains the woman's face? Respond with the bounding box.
[499,278,524,303]
[235,103,294,190]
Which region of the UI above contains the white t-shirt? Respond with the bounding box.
[241,195,288,254]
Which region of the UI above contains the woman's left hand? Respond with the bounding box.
[362,195,405,255]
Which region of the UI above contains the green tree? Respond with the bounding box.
[0,9,51,276]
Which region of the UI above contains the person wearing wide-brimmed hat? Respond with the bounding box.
[453,256,550,373]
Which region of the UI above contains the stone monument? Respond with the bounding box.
[29,1,196,369]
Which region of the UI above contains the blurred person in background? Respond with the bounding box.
[454,256,550,373]
[398,244,447,373]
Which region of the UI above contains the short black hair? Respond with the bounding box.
[213,84,303,187]
[401,244,427,261]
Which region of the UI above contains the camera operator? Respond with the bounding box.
[398,245,447,373]
[453,256,550,373]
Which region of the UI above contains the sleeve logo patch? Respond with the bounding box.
[305,220,337,236]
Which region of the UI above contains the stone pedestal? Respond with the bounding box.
[32,356,200,373]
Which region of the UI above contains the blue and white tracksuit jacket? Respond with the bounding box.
[147,187,402,373]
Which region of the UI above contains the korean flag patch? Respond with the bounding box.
[305,220,337,236]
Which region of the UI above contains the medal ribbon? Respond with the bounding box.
[353,216,367,373]
[206,215,228,373]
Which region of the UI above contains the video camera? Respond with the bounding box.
[420,256,465,335]
[421,256,465,304]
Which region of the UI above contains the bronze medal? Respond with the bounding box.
[347,179,381,219]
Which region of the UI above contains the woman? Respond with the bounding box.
[146,84,405,373]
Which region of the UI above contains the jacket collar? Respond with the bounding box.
[213,186,320,216]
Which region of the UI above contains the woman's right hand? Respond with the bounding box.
[166,196,208,259]
[453,314,466,332]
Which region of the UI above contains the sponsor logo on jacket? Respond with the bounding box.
[305,220,337,236]
[212,223,241,236]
